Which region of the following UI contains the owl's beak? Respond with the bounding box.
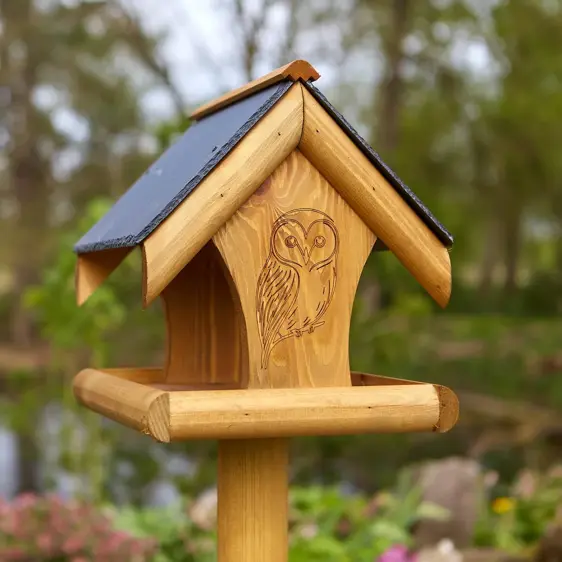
[302,247,310,265]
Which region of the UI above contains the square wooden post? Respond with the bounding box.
[218,439,289,562]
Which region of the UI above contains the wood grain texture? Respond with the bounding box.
[73,369,457,439]
[166,385,443,440]
[299,85,452,308]
[87,367,239,390]
[75,247,131,305]
[218,439,288,562]
[142,83,304,306]
[213,150,376,388]
[435,384,459,433]
[351,372,459,433]
[101,367,164,384]
[161,242,248,386]
[351,372,423,387]
[150,382,240,391]
[73,369,170,442]
[191,59,319,120]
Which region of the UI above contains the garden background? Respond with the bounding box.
[2,0,562,560]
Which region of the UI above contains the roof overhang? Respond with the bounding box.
[76,247,132,306]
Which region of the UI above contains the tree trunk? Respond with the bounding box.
[366,0,411,313]
[502,203,522,294]
[16,429,41,494]
[375,0,410,155]
[7,0,48,345]
[5,0,47,495]
[478,216,501,297]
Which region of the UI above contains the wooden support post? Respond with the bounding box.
[218,439,289,562]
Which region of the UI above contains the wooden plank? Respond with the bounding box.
[101,367,165,384]
[73,369,170,442]
[351,372,423,387]
[142,83,304,306]
[167,384,444,440]
[351,372,459,432]
[150,383,240,391]
[191,59,319,120]
[161,242,248,386]
[218,439,288,562]
[214,150,376,388]
[73,370,458,440]
[299,85,452,307]
[75,247,132,305]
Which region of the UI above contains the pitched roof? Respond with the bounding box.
[75,64,453,255]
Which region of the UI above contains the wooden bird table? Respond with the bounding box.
[72,60,458,562]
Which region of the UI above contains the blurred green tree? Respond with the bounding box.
[0,0,185,493]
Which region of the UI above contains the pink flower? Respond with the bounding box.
[63,536,86,554]
[0,494,155,561]
[0,547,27,561]
[36,532,53,552]
[15,493,37,508]
[378,545,417,562]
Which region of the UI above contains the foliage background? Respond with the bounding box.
[2,0,562,559]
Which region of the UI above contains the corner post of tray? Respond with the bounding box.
[72,59,459,562]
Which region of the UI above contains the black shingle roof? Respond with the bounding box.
[75,79,453,254]
[75,81,293,253]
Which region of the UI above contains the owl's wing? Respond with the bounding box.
[317,263,337,319]
[303,262,337,329]
[256,255,299,368]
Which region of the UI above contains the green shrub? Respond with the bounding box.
[113,503,215,562]
[475,468,562,553]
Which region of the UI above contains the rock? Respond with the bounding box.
[413,457,484,548]
[535,525,562,562]
[418,539,463,562]
[189,488,217,531]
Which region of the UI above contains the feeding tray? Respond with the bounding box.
[74,368,458,442]
[72,60,458,562]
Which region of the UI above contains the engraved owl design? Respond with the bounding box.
[256,208,339,369]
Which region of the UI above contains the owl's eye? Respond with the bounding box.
[314,235,326,248]
[285,236,297,248]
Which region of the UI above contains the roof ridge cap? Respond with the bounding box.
[190,59,319,121]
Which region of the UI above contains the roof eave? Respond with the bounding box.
[75,247,132,306]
